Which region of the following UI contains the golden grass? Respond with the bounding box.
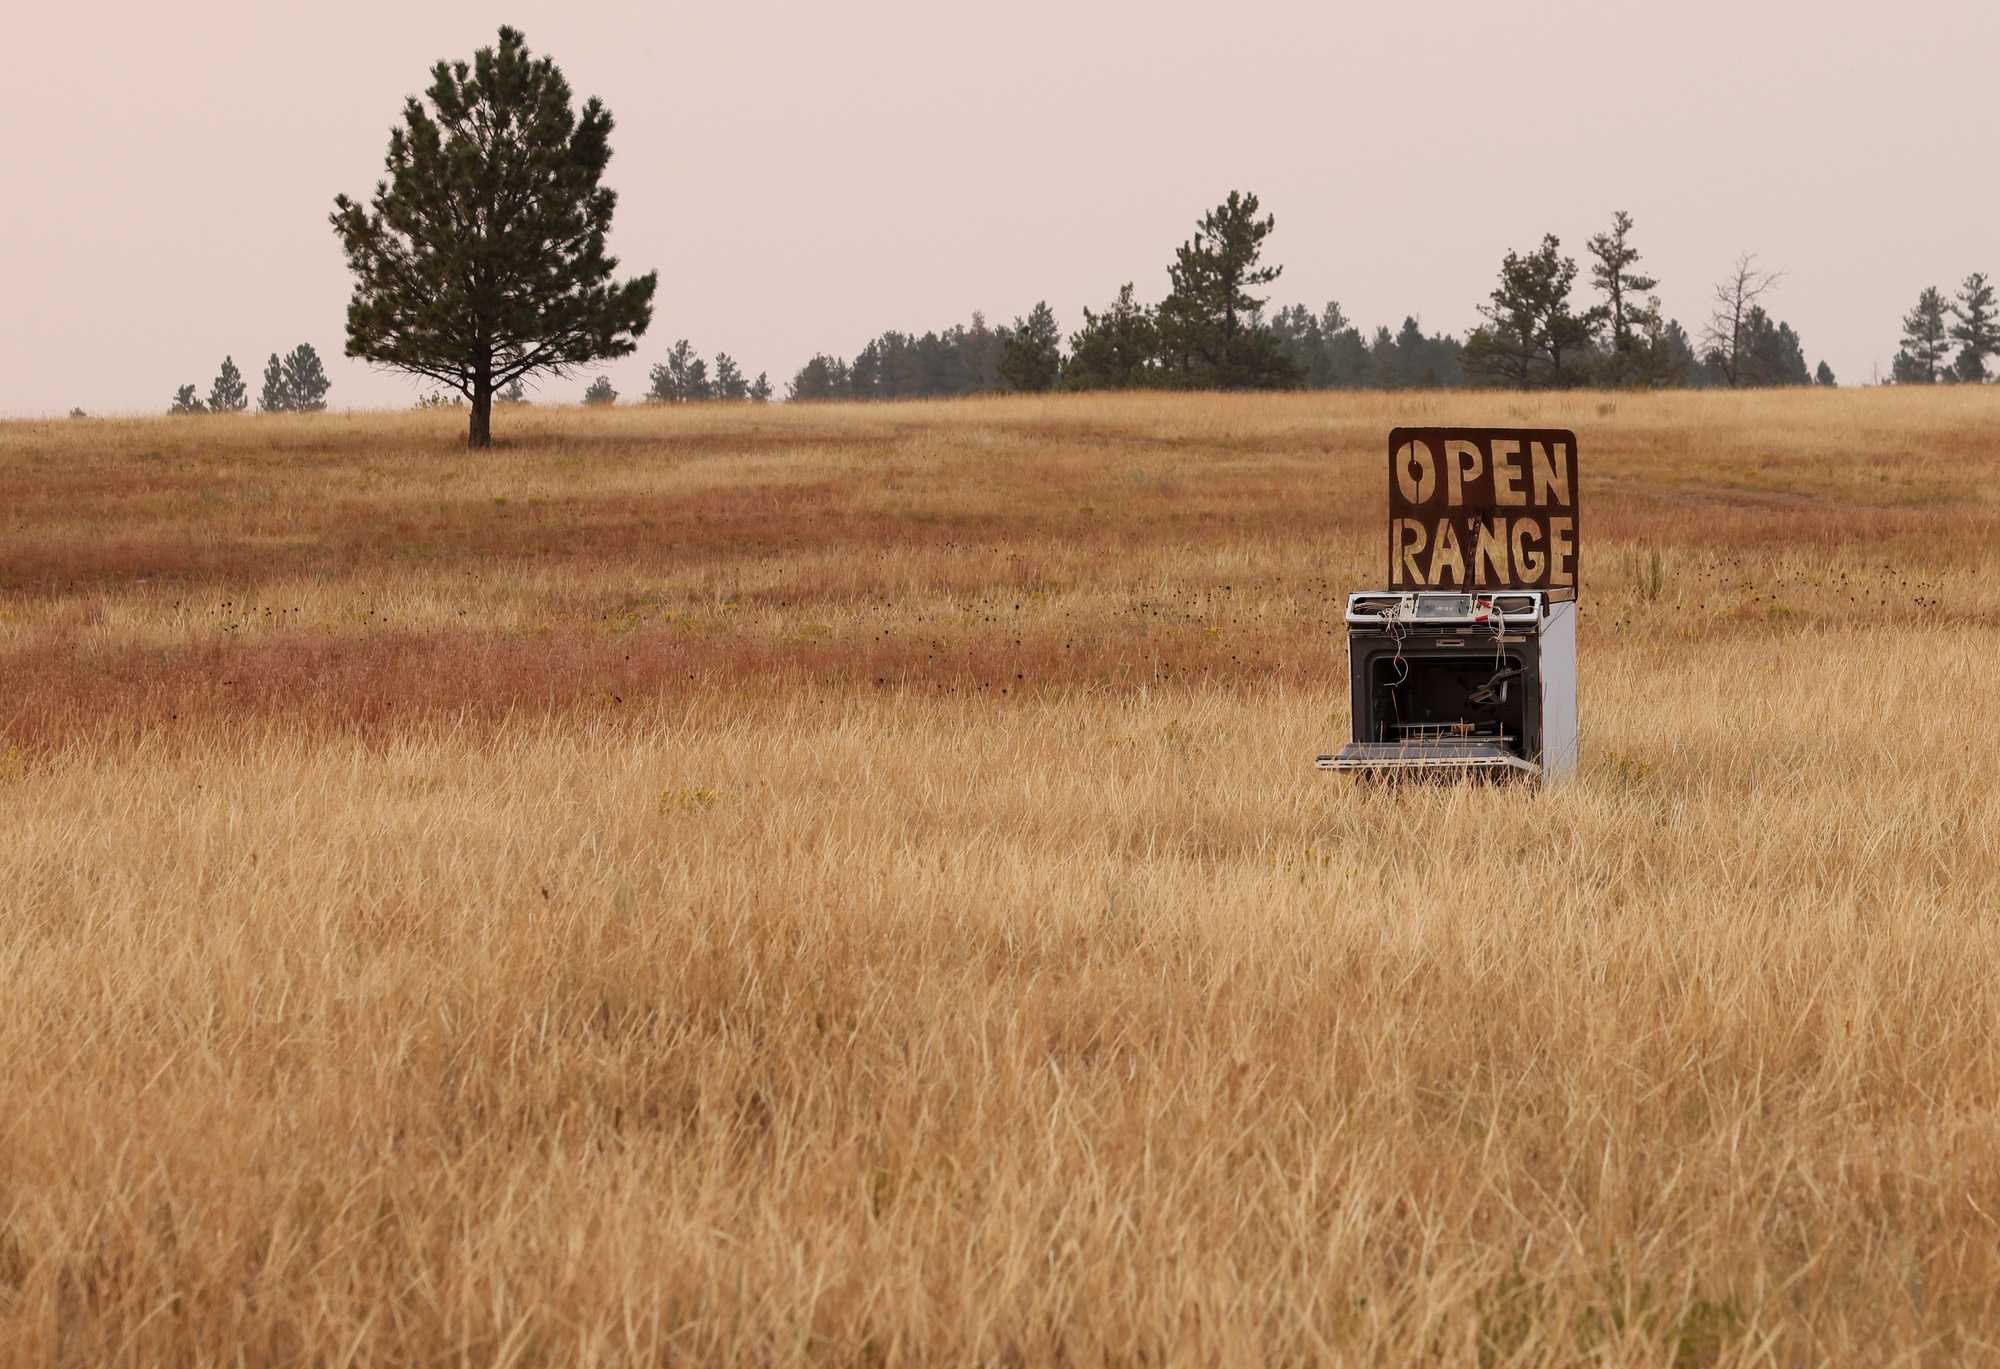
[4,388,2000,1364]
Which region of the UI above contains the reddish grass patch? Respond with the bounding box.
[1,621,1355,749]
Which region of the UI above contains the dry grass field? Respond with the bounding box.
[3,387,2000,1365]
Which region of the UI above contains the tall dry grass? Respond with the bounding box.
[3,389,2000,1364]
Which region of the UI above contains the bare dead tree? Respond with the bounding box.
[1701,253,1786,387]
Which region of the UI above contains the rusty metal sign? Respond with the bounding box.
[1386,427,1578,591]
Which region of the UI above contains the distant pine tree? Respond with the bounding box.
[1892,287,1952,384]
[583,376,617,405]
[1585,210,1659,387]
[1949,273,1997,382]
[1154,191,1299,389]
[1658,319,1711,387]
[282,344,331,411]
[1463,234,1605,389]
[207,356,248,413]
[1815,360,1837,387]
[1735,307,1812,387]
[748,371,772,403]
[1371,316,1465,389]
[169,384,206,415]
[786,354,850,402]
[259,353,292,412]
[647,340,710,402]
[1063,284,1157,391]
[497,378,529,405]
[998,301,1062,392]
[848,339,884,398]
[711,353,748,400]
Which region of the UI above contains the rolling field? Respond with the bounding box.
[4,388,2000,1364]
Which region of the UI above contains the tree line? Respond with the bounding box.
[640,341,772,403]
[782,193,1321,400]
[570,342,775,406]
[1890,276,1996,384]
[286,27,1990,447]
[169,344,332,414]
[777,201,1853,400]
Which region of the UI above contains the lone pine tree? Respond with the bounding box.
[330,27,656,447]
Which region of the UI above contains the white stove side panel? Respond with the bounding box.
[1539,601,1579,781]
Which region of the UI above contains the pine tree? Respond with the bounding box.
[1263,301,1378,389]
[169,384,206,415]
[998,301,1062,392]
[330,27,656,447]
[959,312,1004,393]
[1815,361,1837,386]
[787,355,851,401]
[1586,211,1659,386]
[1949,272,1997,382]
[1892,286,1952,384]
[1063,284,1157,390]
[712,352,748,400]
[848,339,884,399]
[207,356,248,413]
[1320,302,1373,387]
[1391,317,1465,388]
[1155,191,1298,389]
[748,372,772,403]
[282,344,331,411]
[1658,319,1706,387]
[1463,235,1606,388]
[1619,300,1684,387]
[1735,307,1811,386]
[497,378,529,405]
[1266,304,1323,385]
[647,340,710,402]
[582,376,617,405]
[259,353,292,412]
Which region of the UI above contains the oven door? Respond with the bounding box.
[1315,741,1539,776]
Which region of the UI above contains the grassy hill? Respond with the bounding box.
[3,388,1998,1362]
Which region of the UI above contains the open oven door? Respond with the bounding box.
[1315,741,1540,777]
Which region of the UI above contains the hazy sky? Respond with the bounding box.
[6,0,1996,415]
